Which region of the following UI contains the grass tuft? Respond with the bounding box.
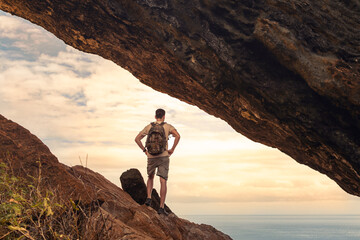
[0,161,85,240]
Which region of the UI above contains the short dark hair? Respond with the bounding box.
[155,108,165,119]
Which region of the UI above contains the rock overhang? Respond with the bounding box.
[0,0,359,196]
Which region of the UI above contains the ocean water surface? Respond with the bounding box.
[181,215,360,240]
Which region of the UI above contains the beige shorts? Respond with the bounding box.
[147,156,170,180]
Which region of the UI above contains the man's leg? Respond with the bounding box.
[159,177,167,208]
[147,173,155,199]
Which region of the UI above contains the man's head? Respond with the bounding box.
[155,108,165,120]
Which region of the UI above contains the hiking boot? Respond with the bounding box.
[157,207,169,216]
[144,198,152,206]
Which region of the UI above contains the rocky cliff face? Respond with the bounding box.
[0,114,231,239]
[0,1,359,196]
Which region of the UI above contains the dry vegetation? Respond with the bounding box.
[0,160,111,240]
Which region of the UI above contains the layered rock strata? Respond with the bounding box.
[0,114,231,240]
[0,0,359,195]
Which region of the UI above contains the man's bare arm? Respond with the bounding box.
[168,129,180,156]
[135,132,147,155]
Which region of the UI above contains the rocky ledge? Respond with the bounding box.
[0,1,359,196]
[0,114,231,239]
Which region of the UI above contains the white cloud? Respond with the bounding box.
[0,13,65,59]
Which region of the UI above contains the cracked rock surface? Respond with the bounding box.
[0,0,359,196]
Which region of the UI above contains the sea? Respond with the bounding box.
[181,215,360,240]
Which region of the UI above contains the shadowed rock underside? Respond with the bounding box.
[0,0,359,195]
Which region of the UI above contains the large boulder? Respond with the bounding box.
[120,168,172,214]
[120,168,148,205]
[0,0,359,196]
[0,114,231,240]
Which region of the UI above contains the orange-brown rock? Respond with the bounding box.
[0,1,359,196]
[0,114,231,240]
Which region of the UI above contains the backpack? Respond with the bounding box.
[145,122,167,155]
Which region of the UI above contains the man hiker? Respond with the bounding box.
[135,108,180,215]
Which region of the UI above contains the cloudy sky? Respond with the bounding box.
[1,11,359,215]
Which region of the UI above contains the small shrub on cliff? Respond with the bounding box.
[0,161,83,240]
